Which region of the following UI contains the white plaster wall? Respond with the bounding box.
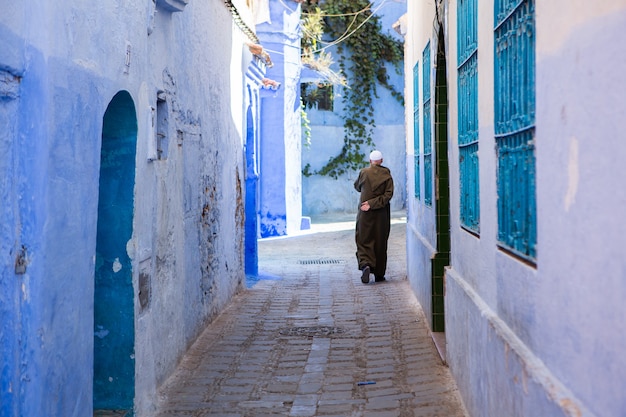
[283,23,304,235]
[445,0,499,310]
[438,1,626,417]
[133,3,249,415]
[532,2,626,415]
[404,0,438,314]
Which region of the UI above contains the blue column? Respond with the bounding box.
[257,1,303,238]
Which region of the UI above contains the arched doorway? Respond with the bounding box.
[94,91,137,415]
[245,99,259,279]
[431,24,451,338]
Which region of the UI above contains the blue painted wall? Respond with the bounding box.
[256,1,304,237]
[1,1,257,416]
[0,27,24,417]
[0,44,101,417]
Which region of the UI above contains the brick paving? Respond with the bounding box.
[155,215,468,417]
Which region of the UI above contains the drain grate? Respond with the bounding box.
[298,259,345,265]
[279,326,345,337]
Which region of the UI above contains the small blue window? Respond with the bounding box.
[494,0,536,260]
[458,0,480,232]
[422,42,432,206]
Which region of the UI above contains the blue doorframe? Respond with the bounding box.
[94,91,137,414]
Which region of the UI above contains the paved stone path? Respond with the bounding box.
[155,216,468,417]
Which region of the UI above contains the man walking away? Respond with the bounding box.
[354,150,394,284]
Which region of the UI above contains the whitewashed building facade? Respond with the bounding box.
[403,1,626,416]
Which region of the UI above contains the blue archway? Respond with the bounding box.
[245,92,259,280]
[94,91,137,415]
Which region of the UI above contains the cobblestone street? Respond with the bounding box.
[155,214,468,417]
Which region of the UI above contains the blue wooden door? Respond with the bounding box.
[94,91,137,414]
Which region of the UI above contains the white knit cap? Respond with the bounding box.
[369,150,383,161]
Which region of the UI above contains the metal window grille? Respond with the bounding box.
[413,62,421,199]
[317,84,334,111]
[423,42,433,206]
[494,0,536,260]
[301,83,334,111]
[458,0,480,232]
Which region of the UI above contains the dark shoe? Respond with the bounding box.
[361,266,370,284]
[375,276,386,282]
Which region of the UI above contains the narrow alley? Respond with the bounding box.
[154,214,468,417]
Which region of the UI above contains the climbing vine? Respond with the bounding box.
[300,0,404,179]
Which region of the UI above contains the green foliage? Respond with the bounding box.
[301,6,346,86]
[301,0,404,179]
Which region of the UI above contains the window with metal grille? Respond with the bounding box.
[301,83,334,111]
[317,84,334,111]
[458,0,480,233]
[413,62,420,199]
[494,0,536,260]
[423,42,432,206]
